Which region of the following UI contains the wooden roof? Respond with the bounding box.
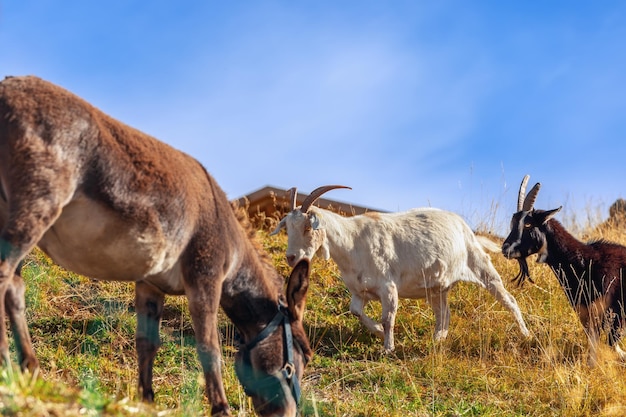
[235,185,381,218]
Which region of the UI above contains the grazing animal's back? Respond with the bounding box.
[0,76,228,284]
[0,75,209,215]
[343,208,481,284]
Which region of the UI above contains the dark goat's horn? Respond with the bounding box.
[288,187,298,211]
[517,175,530,212]
[522,182,541,212]
[300,185,351,213]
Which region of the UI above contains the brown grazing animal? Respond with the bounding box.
[0,75,312,417]
[502,175,626,366]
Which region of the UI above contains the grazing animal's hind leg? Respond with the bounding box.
[484,279,530,337]
[479,263,530,337]
[5,267,38,371]
[0,143,74,369]
[0,200,64,285]
[0,138,75,284]
[135,281,165,402]
[577,305,602,367]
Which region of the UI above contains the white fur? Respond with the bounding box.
[274,206,530,352]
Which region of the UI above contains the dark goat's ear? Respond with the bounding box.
[538,207,562,225]
[286,259,310,322]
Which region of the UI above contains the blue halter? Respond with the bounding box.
[236,304,303,408]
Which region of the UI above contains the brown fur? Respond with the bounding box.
[0,76,311,417]
[362,211,382,220]
[504,207,626,365]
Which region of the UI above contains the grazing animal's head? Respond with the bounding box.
[271,185,350,267]
[502,175,562,286]
[234,259,312,417]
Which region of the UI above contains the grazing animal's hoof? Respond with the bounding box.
[434,330,449,342]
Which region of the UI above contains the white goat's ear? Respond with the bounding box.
[270,217,287,235]
[309,213,322,230]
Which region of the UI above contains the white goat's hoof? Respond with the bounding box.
[434,330,449,342]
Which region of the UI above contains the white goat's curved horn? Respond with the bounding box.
[288,187,298,211]
[300,185,351,213]
[517,175,530,212]
[522,182,541,212]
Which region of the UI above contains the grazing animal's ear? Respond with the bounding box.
[270,217,287,236]
[309,213,321,230]
[538,207,562,225]
[286,259,310,322]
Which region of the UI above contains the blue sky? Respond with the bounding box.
[2,1,625,234]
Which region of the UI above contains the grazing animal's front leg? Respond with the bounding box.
[5,269,38,371]
[135,281,165,402]
[427,289,450,341]
[349,293,384,339]
[380,282,399,353]
[577,305,602,367]
[184,271,230,416]
[607,310,626,361]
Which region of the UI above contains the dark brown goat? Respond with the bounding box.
[502,175,626,365]
[0,75,312,416]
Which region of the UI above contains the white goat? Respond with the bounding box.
[271,185,530,352]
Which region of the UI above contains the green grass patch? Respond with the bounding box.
[2,215,626,416]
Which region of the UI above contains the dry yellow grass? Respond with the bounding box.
[2,206,626,416]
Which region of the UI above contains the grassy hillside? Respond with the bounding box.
[2,211,626,416]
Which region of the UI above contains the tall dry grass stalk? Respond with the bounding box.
[2,198,626,416]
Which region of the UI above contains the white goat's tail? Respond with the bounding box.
[475,235,501,253]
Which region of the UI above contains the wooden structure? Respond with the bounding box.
[236,186,381,219]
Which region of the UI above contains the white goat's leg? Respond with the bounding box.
[427,290,450,341]
[349,294,384,338]
[483,277,530,337]
[380,282,399,353]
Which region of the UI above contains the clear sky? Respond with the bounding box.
[2,1,625,234]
